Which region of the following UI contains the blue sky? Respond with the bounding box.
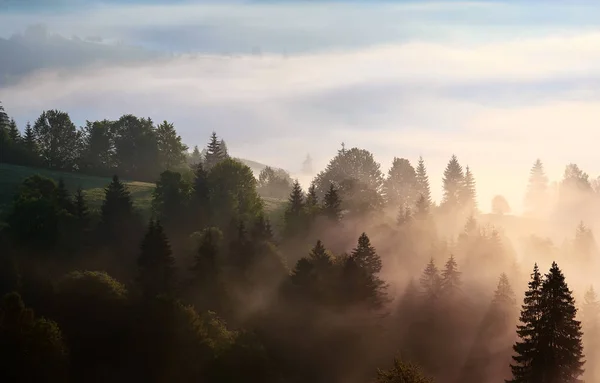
[2,0,600,212]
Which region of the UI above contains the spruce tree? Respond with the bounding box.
[415,156,432,207]
[397,205,412,226]
[306,183,318,209]
[283,180,305,237]
[441,154,464,210]
[205,132,224,170]
[7,119,20,143]
[100,175,134,230]
[524,159,549,216]
[539,262,584,382]
[509,263,543,383]
[420,258,441,301]
[0,102,9,130]
[509,262,585,383]
[323,183,342,221]
[460,165,477,212]
[22,122,37,155]
[351,233,382,274]
[251,214,273,242]
[219,139,229,158]
[137,220,175,298]
[440,255,461,298]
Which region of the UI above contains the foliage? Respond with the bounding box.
[374,357,434,383]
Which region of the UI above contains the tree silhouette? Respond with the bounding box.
[137,220,176,298]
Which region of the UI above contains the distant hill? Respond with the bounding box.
[0,163,286,220]
[236,158,288,177]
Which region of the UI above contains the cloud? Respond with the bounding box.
[3,3,600,213]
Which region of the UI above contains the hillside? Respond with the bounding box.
[0,163,286,219]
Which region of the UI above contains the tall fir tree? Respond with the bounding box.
[100,175,135,231]
[205,132,225,170]
[323,183,342,222]
[251,214,273,243]
[137,220,176,298]
[441,155,464,210]
[283,180,306,238]
[397,205,412,226]
[219,139,229,158]
[413,194,430,220]
[7,119,20,143]
[509,263,543,383]
[440,255,461,298]
[524,159,549,216]
[460,165,477,212]
[508,262,585,383]
[22,122,37,157]
[415,156,432,207]
[420,258,441,301]
[351,233,382,275]
[192,162,211,226]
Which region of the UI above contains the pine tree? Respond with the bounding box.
[22,122,37,155]
[440,255,461,298]
[283,180,305,237]
[351,233,382,275]
[442,154,464,210]
[323,183,342,221]
[0,102,9,129]
[524,159,548,216]
[509,264,544,383]
[539,262,584,382]
[420,258,441,301]
[137,220,175,297]
[415,156,432,207]
[460,165,477,213]
[508,263,585,383]
[205,132,224,169]
[100,175,134,230]
[306,183,318,208]
[7,119,20,143]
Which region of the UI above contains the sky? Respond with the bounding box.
[2,0,600,213]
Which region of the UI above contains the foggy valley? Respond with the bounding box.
[2,1,600,383]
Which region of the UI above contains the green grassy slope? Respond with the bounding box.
[0,163,286,220]
[0,163,155,215]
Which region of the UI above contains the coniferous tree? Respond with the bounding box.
[397,206,412,226]
[420,258,441,301]
[156,120,188,170]
[351,233,382,275]
[190,145,202,165]
[0,102,8,128]
[219,139,229,158]
[137,220,176,298]
[22,122,37,152]
[190,227,224,312]
[191,162,211,226]
[306,183,318,209]
[460,165,477,212]
[441,155,464,211]
[100,175,135,232]
[509,263,543,383]
[440,255,461,299]
[7,119,20,143]
[205,132,225,170]
[283,180,305,238]
[251,214,273,243]
[323,183,342,222]
[415,156,432,207]
[508,262,585,383]
[524,159,549,216]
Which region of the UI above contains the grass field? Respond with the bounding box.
[0,163,286,222]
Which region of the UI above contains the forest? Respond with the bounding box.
[0,100,597,383]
